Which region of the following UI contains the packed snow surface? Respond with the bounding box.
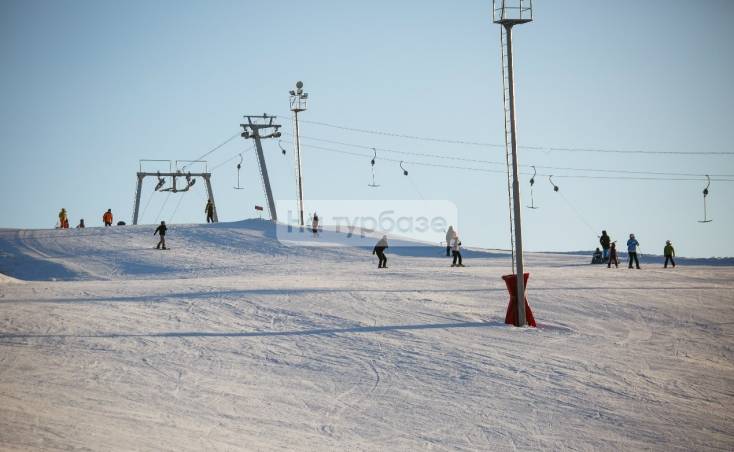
[0,220,732,451]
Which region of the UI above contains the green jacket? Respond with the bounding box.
[664,244,675,256]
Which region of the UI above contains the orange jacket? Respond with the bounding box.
[103,211,113,223]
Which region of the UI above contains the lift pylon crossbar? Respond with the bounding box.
[132,170,217,225]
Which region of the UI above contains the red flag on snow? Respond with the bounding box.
[255,205,264,211]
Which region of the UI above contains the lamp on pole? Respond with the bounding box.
[289,81,308,227]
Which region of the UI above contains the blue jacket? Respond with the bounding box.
[627,239,639,252]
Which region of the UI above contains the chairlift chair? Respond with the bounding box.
[526,165,539,209]
[368,147,380,187]
[234,153,245,190]
[698,174,712,223]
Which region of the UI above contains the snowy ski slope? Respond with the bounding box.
[0,220,732,451]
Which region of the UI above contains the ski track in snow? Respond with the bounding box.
[0,220,732,451]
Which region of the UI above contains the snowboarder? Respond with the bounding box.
[607,242,619,268]
[664,240,676,268]
[76,219,85,228]
[450,234,464,267]
[591,247,603,264]
[58,208,69,229]
[599,230,611,261]
[445,226,455,257]
[373,235,388,269]
[103,209,113,227]
[312,212,319,237]
[154,221,168,250]
[205,199,215,223]
[627,233,640,269]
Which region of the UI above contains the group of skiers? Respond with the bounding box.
[370,225,464,269]
[596,230,676,269]
[57,208,120,229]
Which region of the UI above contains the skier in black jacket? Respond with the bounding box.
[599,230,611,261]
[372,235,388,269]
[154,221,168,250]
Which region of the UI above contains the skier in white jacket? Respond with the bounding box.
[450,235,464,267]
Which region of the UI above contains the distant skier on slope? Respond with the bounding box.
[445,226,455,257]
[599,230,611,261]
[373,235,389,269]
[76,219,85,228]
[450,234,464,267]
[664,240,676,268]
[627,233,640,269]
[607,242,619,268]
[591,247,603,264]
[205,199,215,223]
[154,221,168,250]
[58,208,69,229]
[103,209,113,227]
[312,212,319,237]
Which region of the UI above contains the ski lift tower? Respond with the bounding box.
[493,0,534,327]
[241,114,282,222]
[289,81,308,227]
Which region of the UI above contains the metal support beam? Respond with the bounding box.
[132,173,144,225]
[504,24,527,326]
[252,132,277,222]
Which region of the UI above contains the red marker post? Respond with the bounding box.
[502,273,536,327]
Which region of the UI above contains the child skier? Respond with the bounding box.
[154,221,168,250]
[76,219,85,228]
[607,242,619,268]
[373,235,388,269]
[664,240,676,268]
[450,234,464,267]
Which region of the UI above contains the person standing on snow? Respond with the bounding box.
[607,242,619,268]
[312,212,319,237]
[205,199,215,223]
[627,233,640,269]
[445,226,455,257]
[664,240,676,268]
[373,235,389,269]
[76,219,85,228]
[154,221,168,250]
[450,234,464,267]
[599,230,611,261]
[103,209,113,227]
[58,208,69,229]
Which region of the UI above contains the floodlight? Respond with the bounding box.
[296,81,303,89]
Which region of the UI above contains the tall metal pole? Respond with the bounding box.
[504,23,527,326]
[293,109,305,227]
[290,81,308,227]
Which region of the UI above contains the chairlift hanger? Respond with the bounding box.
[698,174,712,223]
[400,161,408,176]
[234,153,244,190]
[368,147,380,187]
[278,139,287,155]
[526,165,539,209]
[549,174,559,192]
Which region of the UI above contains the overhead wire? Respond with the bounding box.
[279,115,734,156]
[182,132,241,170]
[296,142,734,182]
[285,131,734,179]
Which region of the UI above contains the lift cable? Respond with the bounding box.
[278,116,734,156]
[283,132,734,179]
[297,142,734,182]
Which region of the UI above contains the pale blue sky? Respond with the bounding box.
[1,0,733,257]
